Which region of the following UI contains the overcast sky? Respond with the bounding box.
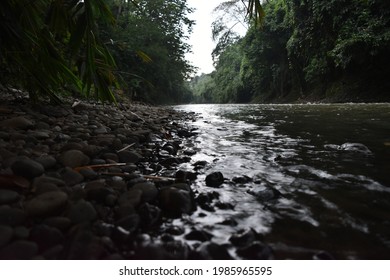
[185,0,246,76]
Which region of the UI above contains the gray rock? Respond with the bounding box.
[60,167,84,186]
[205,172,224,187]
[25,191,68,217]
[118,150,142,163]
[118,189,142,207]
[159,187,193,215]
[0,116,34,130]
[0,189,20,205]
[67,200,97,224]
[0,225,13,248]
[11,159,45,179]
[35,155,57,169]
[132,182,158,203]
[0,207,26,226]
[0,240,38,260]
[59,149,90,168]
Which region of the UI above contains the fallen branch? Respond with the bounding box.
[74,163,127,172]
[117,143,135,153]
[101,172,175,181]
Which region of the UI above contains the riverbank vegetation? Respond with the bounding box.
[190,0,390,103]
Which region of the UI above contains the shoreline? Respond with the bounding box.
[0,96,204,259]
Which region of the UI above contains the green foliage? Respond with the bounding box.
[102,0,195,104]
[0,0,118,102]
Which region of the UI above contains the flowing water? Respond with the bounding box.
[173,103,390,259]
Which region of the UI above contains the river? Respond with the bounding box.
[172,103,390,259]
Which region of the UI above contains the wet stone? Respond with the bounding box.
[132,182,158,203]
[205,172,224,187]
[60,167,84,186]
[0,240,38,260]
[0,116,34,130]
[25,191,68,217]
[185,229,213,242]
[59,149,90,168]
[0,189,20,205]
[67,200,97,224]
[118,189,142,208]
[35,155,57,169]
[0,207,26,226]
[0,225,13,248]
[138,203,161,228]
[115,214,140,233]
[236,241,274,260]
[11,159,44,179]
[118,150,142,163]
[196,242,233,260]
[43,216,72,231]
[159,187,193,215]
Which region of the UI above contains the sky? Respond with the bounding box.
[185,0,246,76]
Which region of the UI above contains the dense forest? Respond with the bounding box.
[190,0,390,103]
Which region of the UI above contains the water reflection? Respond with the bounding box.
[174,103,390,259]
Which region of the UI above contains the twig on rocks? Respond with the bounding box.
[74,163,127,172]
[117,143,135,153]
[101,172,175,181]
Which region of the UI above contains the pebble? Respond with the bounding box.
[0,207,26,226]
[11,159,44,179]
[0,225,13,248]
[35,155,57,169]
[0,116,34,130]
[60,167,84,186]
[118,189,142,208]
[118,150,142,163]
[0,189,20,204]
[0,240,38,259]
[25,191,68,217]
[67,200,97,224]
[205,172,224,187]
[59,149,90,168]
[132,182,158,203]
[159,186,193,215]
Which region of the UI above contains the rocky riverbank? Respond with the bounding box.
[0,95,276,260]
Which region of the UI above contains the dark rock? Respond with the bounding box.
[236,241,273,260]
[205,172,224,187]
[115,214,140,233]
[193,160,208,170]
[232,175,253,184]
[65,229,106,259]
[32,176,66,189]
[196,242,233,260]
[25,191,68,217]
[249,188,283,202]
[175,170,198,182]
[138,203,161,228]
[185,229,213,242]
[313,251,335,260]
[78,168,98,180]
[42,244,64,260]
[218,218,238,226]
[118,150,142,163]
[162,143,178,155]
[35,155,57,169]
[0,116,34,130]
[0,207,26,226]
[0,225,13,248]
[132,182,158,203]
[59,149,90,168]
[43,217,72,231]
[13,226,30,239]
[159,186,193,215]
[60,167,84,186]
[163,240,190,259]
[118,189,142,208]
[229,229,262,247]
[0,189,20,205]
[30,225,64,251]
[11,159,44,179]
[0,240,38,260]
[67,200,97,224]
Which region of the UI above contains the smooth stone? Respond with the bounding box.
[185,229,213,242]
[11,159,44,179]
[0,116,34,130]
[43,217,72,231]
[115,214,140,233]
[67,200,97,224]
[0,189,20,204]
[78,168,98,180]
[117,150,142,163]
[232,175,253,184]
[229,229,261,247]
[59,149,90,168]
[196,242,233,260]
[138,203,161,228]
[30,225,64,250]
[35,183,59,195]
[42,244,64,260]
[0,225,13,248]
[13,226,30,239]
[159,187,193,215]
[236,241,274,260]
[32,176,66,189]
[0,240,38,260]
[25,191,68,217]
[35,156,57,169]
[132,182,158,203]
[0,207,26,226]
[205,172,224,187]
[60,167,84,186]
[118,189,142,208]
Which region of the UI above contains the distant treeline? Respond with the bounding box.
[189,0,390,103]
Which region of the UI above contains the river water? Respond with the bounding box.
[173,103,390,259]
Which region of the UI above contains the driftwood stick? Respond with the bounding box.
[74,163,127,172]
[101,172,175,181]
[117,143,135,153]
